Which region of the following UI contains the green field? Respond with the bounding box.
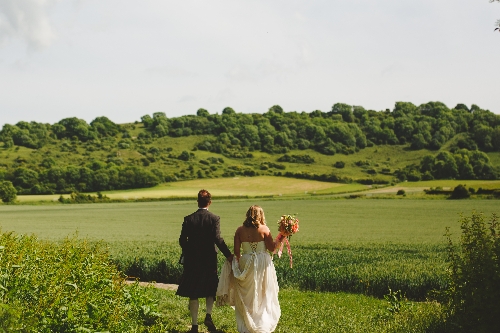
[15,176,368,202]
[1,197,497,332]
[2,199,499,243]
[149,288,444,333]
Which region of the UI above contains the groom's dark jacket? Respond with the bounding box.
[176,208,231,298]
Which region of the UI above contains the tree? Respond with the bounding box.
[0,181,17,203]
[196,108,209,117]
[90,116,120,137]
[268,105,284,114]
[57,118,91,141]
[222,107,236,115]
[330,103,354,122]
[450,184,470,199]
[141,115,153,128]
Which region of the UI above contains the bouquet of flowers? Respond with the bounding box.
[278,214,300,237]
[274,214,299,268]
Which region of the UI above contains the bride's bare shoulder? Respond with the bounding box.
[259,224,270,234]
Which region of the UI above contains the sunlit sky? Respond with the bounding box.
[1,0,499,126]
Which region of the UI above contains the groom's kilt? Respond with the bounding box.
[176,250,218,298]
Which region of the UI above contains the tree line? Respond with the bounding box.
[2,102,500,155]
[0,101,499,199]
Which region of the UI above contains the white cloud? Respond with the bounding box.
[0,0,499,127]
[0,0,60,51]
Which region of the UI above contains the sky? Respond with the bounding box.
[0,0,499,126]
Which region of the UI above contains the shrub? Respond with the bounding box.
[277,154,315,164]
[449,184,470,199]
[0,181,17,203]
[0,231,162,332]
[334,161,345,168]
[443,212,500,333]
[397,189,405,196]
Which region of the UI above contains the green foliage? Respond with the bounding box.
[0,101,499,197]
[0,231,162,332]
[444,212,500,333]
[0,181,16,203]
[90,116,121,137]
[150,287,445,333]
[2,163,161,195]
[449,184,470,199]
[334,161,345,168]
[384,288,410,314]
[396,149,498,181]
[109,242,448,301]
[58,191,111,204]
[277,154,315,164]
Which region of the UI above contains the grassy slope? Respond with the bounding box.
[3,131,499,190]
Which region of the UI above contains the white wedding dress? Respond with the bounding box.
[217,241,281,333]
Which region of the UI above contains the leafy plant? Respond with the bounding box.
[0,231,163,332]
[384,288,410,314]
[444,212,500,332]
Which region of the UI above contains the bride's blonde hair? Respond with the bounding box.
[243,205,266,228]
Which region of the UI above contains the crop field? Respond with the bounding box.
[2,199,499,243]
[1,198,499,296]
[1,197,497,331]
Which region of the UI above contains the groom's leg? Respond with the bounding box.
[204,296,217,331]
[206,296,214,314]
[189,298,199,325]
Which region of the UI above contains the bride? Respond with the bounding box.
[217,205,287,333]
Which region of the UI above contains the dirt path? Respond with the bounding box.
[125,280,178,291]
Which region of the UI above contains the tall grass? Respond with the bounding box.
[109,241,448,300]
[0,230,162,332]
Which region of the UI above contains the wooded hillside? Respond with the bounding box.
[1,101,499,196]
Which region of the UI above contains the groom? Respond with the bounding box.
[176,189,233,333]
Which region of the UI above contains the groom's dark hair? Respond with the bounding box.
[198,189,211,207]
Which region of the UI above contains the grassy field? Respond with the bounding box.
[15,176,368,202]
[1,199,499,243]
[395,179,500,189]
[13,174,500,203]
[1,197,497,331]
[149,288,444,333]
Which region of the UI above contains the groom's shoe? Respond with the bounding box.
[204,314,217,332]
[189,324,198,333]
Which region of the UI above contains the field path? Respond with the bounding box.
[125,280,178,291]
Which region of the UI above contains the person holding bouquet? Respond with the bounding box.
[217,205,292,333]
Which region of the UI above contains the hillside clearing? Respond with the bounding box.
[15,176,368,202]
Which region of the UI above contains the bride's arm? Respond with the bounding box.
[264,229,285,252]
